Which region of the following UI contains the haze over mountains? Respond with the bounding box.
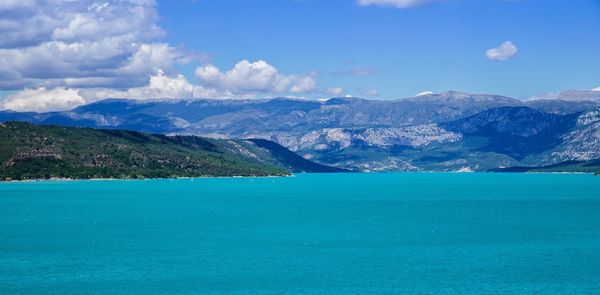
[2,90,599,172]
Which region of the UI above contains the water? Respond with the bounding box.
[1,173,600,294]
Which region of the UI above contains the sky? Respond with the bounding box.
[0,0,599,112]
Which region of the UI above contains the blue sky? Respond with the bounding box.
[158,0,600,99]
[0,0,599,111]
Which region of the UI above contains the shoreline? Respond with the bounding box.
[1,174,294,183]
[1,171,597,183]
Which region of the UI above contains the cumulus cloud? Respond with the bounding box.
[78,70,232,102]
[0,1,324,112]
[486,41,518,61]
[0,70,248,112]
[0,0,200,90]
[357,0,445,9]
[195,60,318,94]
[593,86,600,91]
[0,87,86,112]
[1,59,320,112]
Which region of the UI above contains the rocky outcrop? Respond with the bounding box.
[553,109,600,161]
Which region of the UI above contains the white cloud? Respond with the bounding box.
[486,41,518,61]
[0,0,200,90]
[78,70,215,102]
[592,86,600,92]
[415,91,434,96]
[0,67,300,112]
[0,71,220,112]
[0,87,86,112]
[0,1,325,111]
[357,0,444,9]
[195,60,318,94]
[326,87,345,96]
[0,58,321,112]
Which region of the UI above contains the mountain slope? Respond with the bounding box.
[0,122,339,180]
[441,107,577,160]
[246,139,349,173]
[551,108,600,161]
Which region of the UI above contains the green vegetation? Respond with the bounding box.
[528,160,600,174]
[0,122,291,180]
[490,159,600,174]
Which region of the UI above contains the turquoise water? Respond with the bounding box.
[1,173,600,294]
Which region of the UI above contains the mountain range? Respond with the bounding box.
[1,90,599,172]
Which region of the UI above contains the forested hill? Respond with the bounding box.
[0,122,341,181]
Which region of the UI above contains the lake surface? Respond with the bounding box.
[1,173,600,294]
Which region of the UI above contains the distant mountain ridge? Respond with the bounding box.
[1,91,600,172]
[557,90,600,102]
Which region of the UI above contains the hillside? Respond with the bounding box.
[245,139,348,173]
[490,159,600,174]
[0,122,340,181]
[441,107,577,160]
